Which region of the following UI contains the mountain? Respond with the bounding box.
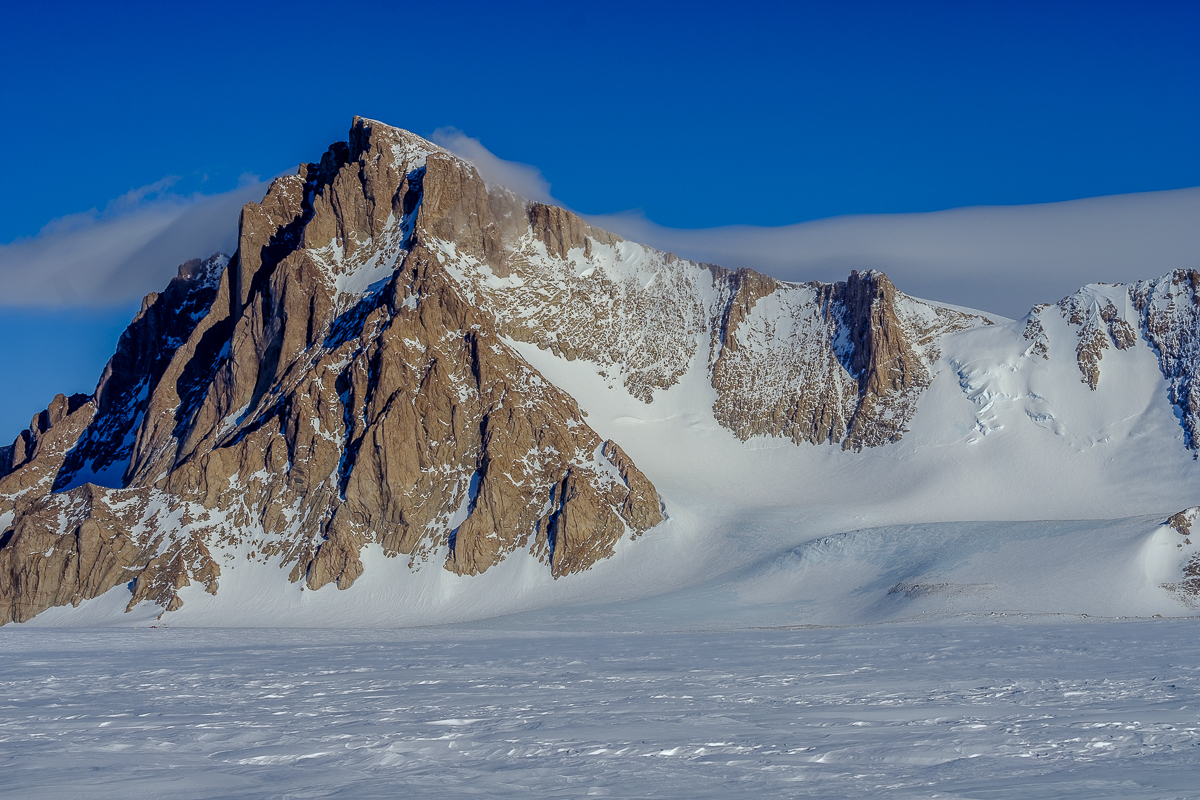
[2,118,1199,627]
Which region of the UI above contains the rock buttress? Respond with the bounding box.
[709,268,984,451]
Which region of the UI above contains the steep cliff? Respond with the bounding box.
[706,268,987,450]
[1131,270,1200,450]
[0,119,665,623]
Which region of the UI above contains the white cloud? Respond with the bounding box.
[431,127,556,205]
[0,176,269,307]
[428,130,1200,318]
[586,190,1200,318]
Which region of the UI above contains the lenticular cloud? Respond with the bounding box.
[585,189,1200,319]
[0,177,268,308]
[431,127,556,206]
[434,132,1200,319]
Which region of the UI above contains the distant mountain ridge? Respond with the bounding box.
[2,117,1200,626]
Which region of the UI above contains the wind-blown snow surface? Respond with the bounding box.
[3,620,1199,799]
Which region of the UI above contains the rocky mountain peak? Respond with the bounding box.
[1021,272,1200,450]
[836,270,912,395]
[1131,269,1200,449]
[0,118,665,624]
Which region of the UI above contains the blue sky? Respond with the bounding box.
[1,0,1198,436]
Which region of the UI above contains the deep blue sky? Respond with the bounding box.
[4,0,1199,240]
[1,0,1198,435]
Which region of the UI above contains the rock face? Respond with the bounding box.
[413,159,990,450]
[707,267,986,450]
[1131,271,1200,450]
[7,117,1200,625]
[0,119,665,624]
[1054,285,1139,390]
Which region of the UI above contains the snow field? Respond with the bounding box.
[2,620,1198,798]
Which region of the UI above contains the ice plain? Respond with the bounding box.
[3,619,1199,799]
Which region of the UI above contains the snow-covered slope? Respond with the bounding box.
[3,117,1200,628]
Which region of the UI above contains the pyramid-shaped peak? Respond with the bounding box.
[347,116,447,165]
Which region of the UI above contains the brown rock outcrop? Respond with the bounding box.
[53,253,228,493]
[708,267,855,446]
[1167,507,1196,537]
[401,148,708,402]
[527,202,619,261]
[0,485,145,624]
[1057,291,1138,390]
[1022,305,1050,359]
[1163,507,1200,602]
[0,483,229,624]
[0,393,93,487]
[0,117,665,624]
[827,271,931,449]
[708,268,986,450]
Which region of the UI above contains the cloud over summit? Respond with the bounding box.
[431,127,557,207]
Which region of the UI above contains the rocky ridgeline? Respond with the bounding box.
[1019,272,1200,449]
[425,154,991,450]
[1045,284,1139,389]
[707,268,987,449]
[1131,271,1200,450]
[4,117,1200,625]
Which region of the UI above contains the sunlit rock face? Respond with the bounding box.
[0,119,665,623]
